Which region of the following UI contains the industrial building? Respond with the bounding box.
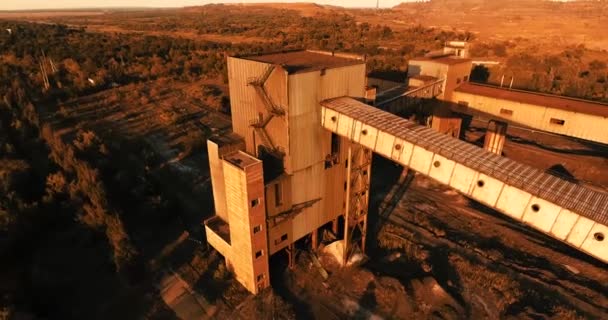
[204,50,368,294]
[205,49,608,295]
[451,83,608,145]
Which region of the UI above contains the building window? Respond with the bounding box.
[274,183,283,207]
[275,233,288,245]
[253,225,262,234]
[464,75,469,82]
[500,108,513,116]
[550,118,565,126]
[257,273,265,282]
[255,250,264,259]
[251,198,260,207]
[331,133,340,154]
[325,133,341,169]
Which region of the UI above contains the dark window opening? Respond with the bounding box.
[550,118,565,125]
[331,133,340,155]
[255,250,264,259]
[531,204,540,212]
[477,180,485,187]
[251,198,260,207]
[275,233,288,245]
[258,145,284,183]
[253,225,262,234]
[257,274,265,282]
[594,232,605,242]
[325,133,341,169]
[274,183,283,207]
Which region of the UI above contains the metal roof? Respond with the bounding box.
[238,50,365,74]
[409,56,472,66]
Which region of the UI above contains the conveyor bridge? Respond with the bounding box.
[321,96,608,263]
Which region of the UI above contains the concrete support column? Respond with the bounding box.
[430,105,462,138]
[287,244,295,269]
[365,86,377,105]
[225,258,233,272]
[484,120,508,155]
[361,215,368,253]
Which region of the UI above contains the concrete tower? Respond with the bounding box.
[204,50,369,294]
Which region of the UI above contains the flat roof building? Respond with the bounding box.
[452,82,608,144]
[407,54,473,101]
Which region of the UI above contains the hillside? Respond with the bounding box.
[391,0,608,49]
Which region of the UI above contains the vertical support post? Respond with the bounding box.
[311,228,318,251]
[484,120,508,155]
[287,243,295,269]
[362,214,368,253]
[343,146,353,266]
[343,143,372,266]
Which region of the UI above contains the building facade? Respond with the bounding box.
[204,50,368,294]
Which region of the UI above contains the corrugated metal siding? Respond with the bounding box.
[288,64,366,171]
[227,57,273,154]
[265,175,293,218]
[262,66,290,159]
[451,91,608,144]
[280,64,366,244]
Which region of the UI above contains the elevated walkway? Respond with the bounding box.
[321,96,608,263]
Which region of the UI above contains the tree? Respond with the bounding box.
[470,65,490,83]
[589,60,607,71]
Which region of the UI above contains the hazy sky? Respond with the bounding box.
[1,1,411,11]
